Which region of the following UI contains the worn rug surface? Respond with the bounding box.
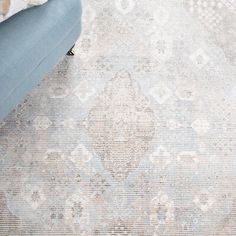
[1,0,236,235]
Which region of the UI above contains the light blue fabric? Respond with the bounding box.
[0,0,82,120]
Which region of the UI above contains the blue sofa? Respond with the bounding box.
[0,0,82,120]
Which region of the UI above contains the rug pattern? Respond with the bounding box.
[0,0,236,235]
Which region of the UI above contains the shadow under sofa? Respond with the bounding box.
[0,0,82,120]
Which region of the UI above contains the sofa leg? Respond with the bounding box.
[67,45,75,56]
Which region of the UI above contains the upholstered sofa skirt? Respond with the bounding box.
[0,0,82,120]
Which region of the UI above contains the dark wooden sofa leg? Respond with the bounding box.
[67,45,75,56]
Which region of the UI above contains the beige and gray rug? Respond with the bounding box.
[1,0,236,235]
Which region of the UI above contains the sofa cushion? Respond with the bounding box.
[0,0,82,114]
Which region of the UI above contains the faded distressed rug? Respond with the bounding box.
[1,0,236,235]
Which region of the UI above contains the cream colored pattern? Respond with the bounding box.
[0,0,47,22]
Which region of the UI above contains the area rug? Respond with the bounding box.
[1,0,236,235]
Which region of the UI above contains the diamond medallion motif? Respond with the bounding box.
[84,70,155,181]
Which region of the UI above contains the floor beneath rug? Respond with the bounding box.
[1,0,236,235]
